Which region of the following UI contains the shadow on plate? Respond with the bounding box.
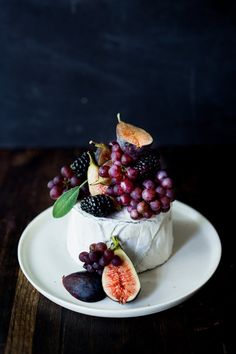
[172,217,200,257]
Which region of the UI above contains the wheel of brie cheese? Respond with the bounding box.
[67,203,173,273]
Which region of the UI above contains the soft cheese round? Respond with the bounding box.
[66,203,173,273]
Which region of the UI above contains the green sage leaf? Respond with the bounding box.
[52,186,80,218]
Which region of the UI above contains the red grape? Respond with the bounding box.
[111,255,122,266]
[137,201,149,214]
[165,189,175,201]
[120,194,131,206]
[142,188,156,202]
[121,153,133,166]
[126,167,138,180]
[143,210,153,219]
[47,180,54,189]
[156,186,166,197]
[130,209,140,220]
[161,177,173,189]
[108,165,122,178]
[98,165,110,177]
[142,179,156,189]
[113,184,124,196]
[103,249,114,261]
[95,242,107,252]
[150,199,162,212]
[50,185,63,200]
[156,170,167,181]
[111,151,122,162]
[120,178,134,193]
[130,187,143,201]
[61,166,74,179]
[70,176,81,187]
[160,196,171,209]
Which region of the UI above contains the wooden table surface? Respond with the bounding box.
[0,146,234,354]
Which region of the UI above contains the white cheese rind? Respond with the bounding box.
[66,204,173,273]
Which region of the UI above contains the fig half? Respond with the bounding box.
[102,237,141,304]
[87,152,110,196]
[116,114,153,159]
[62,271,106,302]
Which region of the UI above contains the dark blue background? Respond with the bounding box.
[0,0,236,147]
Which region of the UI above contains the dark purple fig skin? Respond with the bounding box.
[62,271,106,302]
[90,141,111,166]
[116,137,153,159]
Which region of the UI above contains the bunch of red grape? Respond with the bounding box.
[79,242,122,275]
[99,142,175,220]
[47,166,81,200]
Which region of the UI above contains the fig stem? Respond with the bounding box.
[117,113,121,123]
[110,236,120,251]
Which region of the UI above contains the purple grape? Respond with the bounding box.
[89,243,97,252]
[95,242,107,252]
[142,179,156,189]
[126,167,138,180]
[111,255,122,266]
[53,175,63,185]
[97,269,103,276]
[92,262,101,270]
[162,206,170,213]
[79,251,89,262]
[70,176,81,187]
[156,170,167,181]
[111,175,123,184]
[50,185,63,200]
[112,143,122,152]
[103,249,114,261]
[155,186,166,197]
[61,166,74,179]
[160,196,171,209]
[130,199,138,209]
[130,187,143,201]
[111,151,122,162]
[120,194,131,206]
[137,201,149,214]
[150,200,162,212]
[142,188,156,202]
[108,165,122,178]
[161,177,173,189]
[99,256,110,267]
[120,178,134,193]
[86,264,95,272]
[106,186,114,196]
[143,210,153,219]
[47,180,54,189]
[116,196,123,205]
[127,205,133,213]
[113,184,124,196]
[89,251,101,262]
[114,160,122,166]
[98,165,110,178]
[121,153,133,166]
[165,189,175,201]
[130,209,140,220]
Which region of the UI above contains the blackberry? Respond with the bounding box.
[133,152,160,179]
[80,195,115,217]
[71,152,90,179]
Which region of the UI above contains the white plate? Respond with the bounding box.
[17,201,221,318]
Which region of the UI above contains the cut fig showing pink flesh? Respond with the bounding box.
[102,248,141,304]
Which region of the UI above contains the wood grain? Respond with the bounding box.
[4,270,39,354]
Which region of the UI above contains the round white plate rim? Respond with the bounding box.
[17,201,222,318]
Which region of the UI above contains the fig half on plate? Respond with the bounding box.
[102,236,141,304]
[116,114,153,159]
